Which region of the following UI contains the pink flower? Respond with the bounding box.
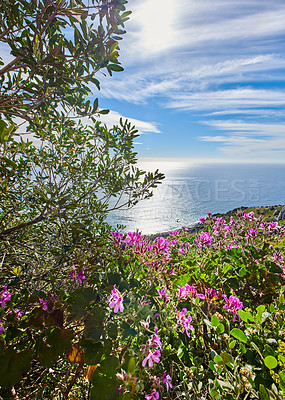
[157,288,170,304]
[142,350,161,368]
[108,285,124,313]
[123,231,144,246]
[145,391,159,400]
[70,267,85,285]
[162,372,173,392]
[194,231,213,247]
[110,231,124,247]
[206,288,218,301]
[223,294,243,322]
[14,309,24,319]
[168,230,179,236]
[0,286,12,307]
[242,211,256,221]
[39,298,49,311]
[176,308,194,337]
[178,284,205,300]
[151,327,162,349]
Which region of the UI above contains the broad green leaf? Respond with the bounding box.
[238,309,254,322]
[81,338,105,365]
[230,328,248,343]
[220,351,231,364]
[210,388,219,398]
[122,321,137,340]
[84,307,105,341]
[264,355,278,370]
[211,315,219,327]
[127,357,136,374]
[68,287,97,320]
[0,348,33,387]
[214,355,224,366]
[256,305,265,316]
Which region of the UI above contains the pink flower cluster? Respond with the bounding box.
[0,286,12,307]
[194,231,213,247]
[144,371,173,399]
[178,284,205,300]
[70,267,85,285]
[223,294,243,322]
[142,327,162,368]
[108,285,124,313]
[157,288,170,304]
[176,308,194,337]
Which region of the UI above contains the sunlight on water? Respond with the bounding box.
[107,161,285,235]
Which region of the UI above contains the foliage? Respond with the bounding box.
[1,211,285,399]
[0,1,165,397]
[0,0,130,134]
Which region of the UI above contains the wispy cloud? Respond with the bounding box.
[97,110,161,134]
[199,120,285,160]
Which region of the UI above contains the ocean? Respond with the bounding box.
[106,161,285,234]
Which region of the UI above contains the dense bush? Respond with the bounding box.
[1,210,285,399]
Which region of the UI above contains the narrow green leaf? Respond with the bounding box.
[259,384,270,400]
[108,63,124,72]
[279,370,285,394]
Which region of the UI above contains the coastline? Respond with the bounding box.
[147,204,285,240]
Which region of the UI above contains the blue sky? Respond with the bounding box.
[96,0,285,163]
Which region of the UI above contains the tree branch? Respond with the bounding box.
[0,207,47,238]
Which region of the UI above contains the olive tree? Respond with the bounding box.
[0,1,164,397]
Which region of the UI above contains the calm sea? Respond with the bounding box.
[106,161,285,234]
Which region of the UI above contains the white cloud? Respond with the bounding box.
[199,120,285,160]
[96,110,160,134]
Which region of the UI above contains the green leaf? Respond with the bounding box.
[98,109,109,114]
[211,315,219,327]
[230,328,248,343]
[214,355,224,366]
[238,309,254,322]
[81,338,105,365]
[264,355,278,370]
[256,305,265,316]
[38,327,73,368]
[0,348,33,387]
[84,307,105,341]
[68,287,97,320]
[259,384,270,400]
[108,64,124,72]
[216,379,234,390]
[210,388,219,398]
[279,370,285,394]
[127,357,136,374]
[122,321,137,340]
[217,323,225,334]
[220,351,231,364]
[173,274,190,289]
[90,356,120,400]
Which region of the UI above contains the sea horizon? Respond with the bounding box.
[107,161,285,234]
